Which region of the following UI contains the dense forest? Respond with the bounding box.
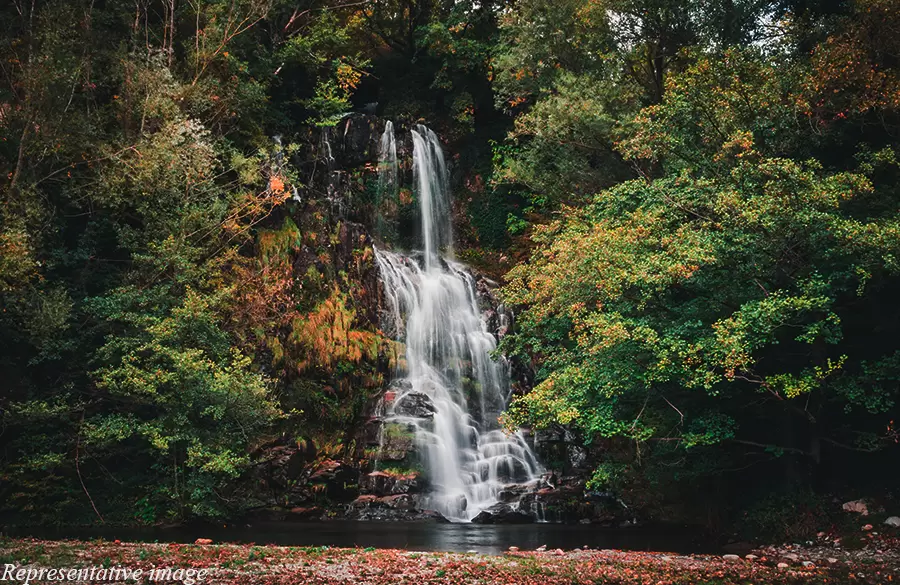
[1,0,898,539]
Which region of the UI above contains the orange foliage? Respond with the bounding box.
[290,286,381,373]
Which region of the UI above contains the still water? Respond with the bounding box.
[7,521,713,556]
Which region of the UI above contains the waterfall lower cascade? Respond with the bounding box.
[374,124,541,522]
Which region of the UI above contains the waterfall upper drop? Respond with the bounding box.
[410,125,452,269]
[374,124,541,522]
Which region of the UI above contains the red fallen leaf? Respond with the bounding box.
[194,538,213,545]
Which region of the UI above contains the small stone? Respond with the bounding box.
[745,554,758,561]
[722,554,741,562]
[553,549,565,556]
[884,516,900,527]
[843,499,869,516]
[784,553,799,562]
[862,524,873,531]
[777,563,790,569]
[802,561,815,568]
[536,545,547,551]
[660,555,673,561]
[194,538,213,545]
[827,558,839,564]
[508,546,519,553]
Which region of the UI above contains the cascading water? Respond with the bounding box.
[376,121,399,242]
[375,124,541,522]
[409,125,452,269]
[378,121,398,196]
[319,127,344,215]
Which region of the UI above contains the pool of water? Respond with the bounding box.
[5,521,714,556]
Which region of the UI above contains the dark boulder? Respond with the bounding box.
[393,391,436,419]
[470,502,534,524]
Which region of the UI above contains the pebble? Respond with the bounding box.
[862,524,873,531]
[466,550,477,554]
[827,558,839,564]
[802,561,815,568]
[536,545,547,551]
[777,563,790,569]
[784,553,799,561]
[722,554,741,562]
[508,546,519,553]
[745,554,758,561]
[194,538,213,545]
[884,516,900,527]
[553,549,565,556]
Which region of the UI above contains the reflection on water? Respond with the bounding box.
[7,522,714,556]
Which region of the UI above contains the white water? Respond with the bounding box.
[410,125,451,270]
[375,124,540,521]
[378,121,398,197]
[376,121,399,241]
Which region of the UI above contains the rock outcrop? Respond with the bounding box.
[470,502,534,524]
[360,471,426,496]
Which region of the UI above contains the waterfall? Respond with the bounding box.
[374,125,540,522]
[378,121,398,197]
[410,125,452,270]
[376,122,399,242]
[320,127,343,215]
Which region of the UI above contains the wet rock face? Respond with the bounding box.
[333,114,379,168]
[470,502,535,524]
[345,493,447,521]
[497,484,530,504]
[250,437,319,507]
[309,459,359,501]
[376,422,417,462]
[472,274,507,339]
[392,391,436,419]
[533,427,590,474]
[360,471,426,496]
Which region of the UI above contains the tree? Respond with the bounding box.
[501,45,900,503]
